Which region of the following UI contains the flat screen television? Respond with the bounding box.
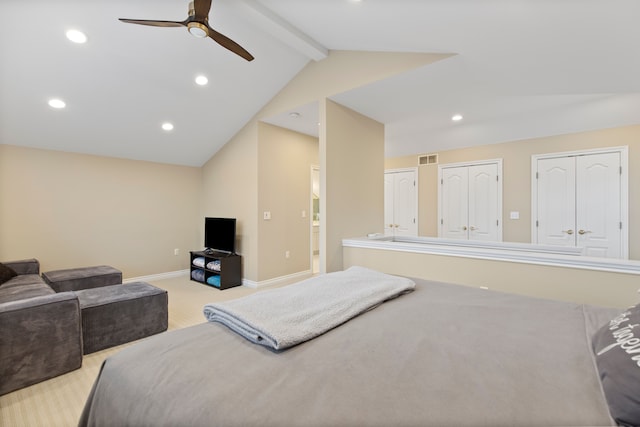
[204,217,236,254]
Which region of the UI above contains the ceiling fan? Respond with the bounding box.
[119,0,254,61]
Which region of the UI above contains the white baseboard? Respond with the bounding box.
[124,268,312,290]
[242,270,313,289]
[123,269,189,284]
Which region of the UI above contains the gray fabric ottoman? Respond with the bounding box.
[42,265,122,292]
[75,282,168,354]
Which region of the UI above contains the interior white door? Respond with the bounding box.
[440,167,469,239]
[384,173,394,236]
[468,164,499,241]
[534,151,622,258]
[440,163,500,241]
[384,170,417,237]
[576,152,621,258]
[536,156,576,247]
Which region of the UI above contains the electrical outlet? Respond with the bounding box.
[301,210,306,218]
[285,251,290,259]
[174,248,180,256]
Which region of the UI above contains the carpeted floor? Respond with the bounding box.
[0,275,290,427]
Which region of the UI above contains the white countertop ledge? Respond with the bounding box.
[343,235,640,275]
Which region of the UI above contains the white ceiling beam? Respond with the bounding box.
[235,0,328,61]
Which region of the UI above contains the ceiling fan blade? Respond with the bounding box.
[119,18,186,28]
[192,0,212,21]
[207,26,254,61]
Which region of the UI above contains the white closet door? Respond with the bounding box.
[393,171,418,237]
[384,173,395,236]
[441,167,469,239]
[468,163,499,241]
[384,170,417,237]
[536,156,576,247]
[576,152,621,258]
[535,151,622,258]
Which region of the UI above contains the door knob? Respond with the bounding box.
[562,229,574,235]
[578,229,592,235]
[462,226,468,231]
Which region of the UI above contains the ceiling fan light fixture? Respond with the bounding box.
[187,22,208,38]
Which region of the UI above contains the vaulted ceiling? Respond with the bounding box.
[1,0,639,166]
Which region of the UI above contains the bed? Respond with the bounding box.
[79,267,639,427]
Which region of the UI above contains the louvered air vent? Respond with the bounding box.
[418,153,438,165]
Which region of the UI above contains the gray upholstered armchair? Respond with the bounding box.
[0,259,83,395]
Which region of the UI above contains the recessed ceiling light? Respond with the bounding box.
[48,99,66,109]
[289,112,300,118]
[66,29,87,44]
[195,75,208,86]
[451,114,463,122]
[161,122,174,131]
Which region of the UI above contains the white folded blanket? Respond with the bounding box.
[203,266,415,350]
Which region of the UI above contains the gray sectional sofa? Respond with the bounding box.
[0,259,83,395]
[0,259,168,396]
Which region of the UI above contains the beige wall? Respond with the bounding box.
[322,100,385,273]
[257,123,318,280]
[386,124,640,259]
[0,144,201,278]
[201,120,259,281]
[344,246,638,309]
[201,50,448,283]
[263,51,452,119]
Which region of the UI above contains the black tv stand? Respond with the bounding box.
[189,250,241,290]
[203,248,234,257]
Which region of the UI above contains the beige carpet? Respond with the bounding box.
[0,275,290,427]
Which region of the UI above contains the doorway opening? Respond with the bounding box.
[310,166,320,274]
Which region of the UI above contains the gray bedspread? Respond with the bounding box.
[79,277,620,427]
